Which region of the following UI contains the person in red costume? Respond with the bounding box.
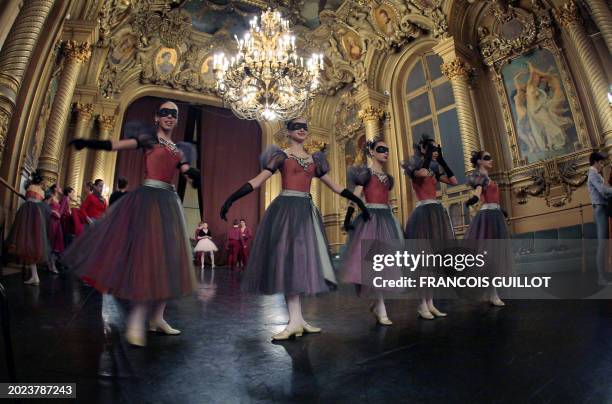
[60,186,84,243]
[226,220,241,269]
[237,219,252,268]
[341,137,403,326]
[46,184,64,274]
[402,134,457,320]
[80,179,107,225]
[63,100,201,347]
[5,170,50,285]
[220,117,370,341]
[465,150,512,306]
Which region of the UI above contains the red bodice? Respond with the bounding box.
[480,179,500,204]
[280,158,316,193]
[363,175,390,204]
[25,190,43,201]
[412,175,438,200]
[143,145,181,183]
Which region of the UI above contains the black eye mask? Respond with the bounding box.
[157,108,178,119]
[482,155,492,161]
[287,122,308,131]
[375,146,389,154]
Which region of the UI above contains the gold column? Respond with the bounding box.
[555,1,612,147]
[38,40,92,184]
[358,106,386,141]
[440,58,481,172]
[0,0,55,166]
[92,114,115,183]
[66,102,93,196]
[583,0,612,52]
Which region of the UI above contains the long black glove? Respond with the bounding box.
[501,208,509,219]
[184,167,201,188]
[340,189,370,221]
[343,206,355,231]
[220,183,253,221]
[436,144,455,178]
[465,195,479,207]
[69,138,112,151]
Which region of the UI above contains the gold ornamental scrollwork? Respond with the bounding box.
[553,0,582,27]
[63,41,93,63]
[97,114,116,132]
[514,157,587,207]
[358,106,386,123]
[74,102,94,121]
[441,59,473,81]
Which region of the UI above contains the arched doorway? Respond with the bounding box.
[114,96,262,264]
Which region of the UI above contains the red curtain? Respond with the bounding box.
[114,96,189,190]
[200,105,261,261]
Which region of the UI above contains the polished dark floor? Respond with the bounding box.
[2,266,612,403]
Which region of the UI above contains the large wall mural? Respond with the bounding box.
[502,48,579,164]
[478,0,589,167]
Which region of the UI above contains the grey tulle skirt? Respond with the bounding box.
[405,201,454,239]
[242,190,336,295]
[464,206,512,277]
[62,180,196,301]
[341,205,403,285]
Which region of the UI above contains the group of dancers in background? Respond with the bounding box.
[193,219,252,270]
[4,172,112,285]
[2,99,519,346]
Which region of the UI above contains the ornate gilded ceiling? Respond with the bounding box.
[97,0,444,100]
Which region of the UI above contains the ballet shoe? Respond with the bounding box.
[24,278,40,286]
[148,320,181,335]
[490,298,506,307]
[370,304,393,325]
[417,307,434,320]
[271,327,304,341]
[125,330,146,347]
[302,323,322,333]
[49,268,59,274]
[428,306,447,317]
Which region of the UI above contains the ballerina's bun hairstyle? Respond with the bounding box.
[365,136,384,155]
[30,169,44,185]
[418,133,434,147]
[470,151,485,168]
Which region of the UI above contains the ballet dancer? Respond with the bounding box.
[194,221,217,269]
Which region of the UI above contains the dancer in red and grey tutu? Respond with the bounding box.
[63,100,200,347]
[220,117,370,340]
[464,151,511,306]
[194,221,217,269]
[60,186,83,244]
[341,138,402,325]
[5,170,50,285]
[402,134,457,319]
[237,219,252,268]
[46,184,64,274]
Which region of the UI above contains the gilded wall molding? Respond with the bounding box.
[513,155,587,207]
[64,40,93,63]
[440,58,473,80]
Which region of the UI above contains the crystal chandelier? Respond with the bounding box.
[213,9,324,121]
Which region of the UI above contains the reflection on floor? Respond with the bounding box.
[2,267,612,403]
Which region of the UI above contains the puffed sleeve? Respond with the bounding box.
[400,155,422,179]
[176,141,197,166]
[260,145,288,173]
[312,151,330,178]
[123,121,157,149]
[347,165,371,187]
[467,171,489,189]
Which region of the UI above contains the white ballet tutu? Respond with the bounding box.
[194,238,218,252]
